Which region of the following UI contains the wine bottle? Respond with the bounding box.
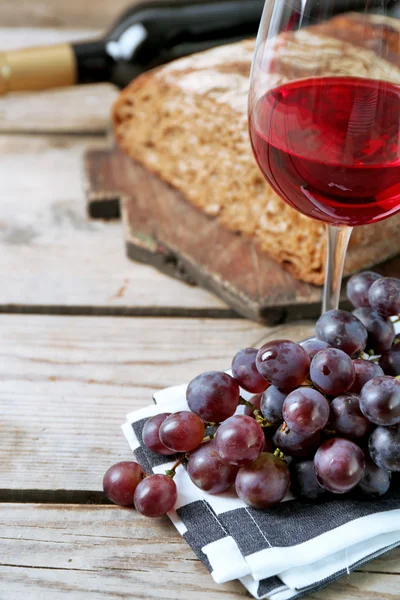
[0,0,266,95]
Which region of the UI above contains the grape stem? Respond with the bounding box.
[239,397,273,427]
[202,434,216,442]
[165,457,185,478]
[300,379,314,388]
[273,447,286,461]
[392,315,400,324]
[239,396,255,409]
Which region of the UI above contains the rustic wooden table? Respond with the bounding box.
[0,4,399,598]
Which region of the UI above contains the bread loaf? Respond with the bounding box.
[113,13,400,285]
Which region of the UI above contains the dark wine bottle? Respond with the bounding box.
[0,0,265,95]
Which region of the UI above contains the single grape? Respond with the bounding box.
[273,424,321,458]
[379,345,400,377]
[260,386,287,425]
[232,348,270,393]
[215,415,265,466]
[235,453,290,509]
[314,438,365,494]
[300,338,331,360]
[316,309,368,357]
[187,440,238,494]
[290,460,327,501]
[256,340,310,392]
[134,474,177,518]
[369,425,400,471]
[357,458,391,497]
[348,359,384,394]
[310,348,355,396]
[368,277,400,317]
[329,393,372,440]
[186,371,239,423]
[360,376,400,427]
[282,388,330,436]
[103,461,146,506]
[159,411,205,453]
[142,413,175,456]
[352,307,395,354]
[347,271,382,309]
[244,393,263,416]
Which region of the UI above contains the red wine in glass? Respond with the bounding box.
[249,76,400,227]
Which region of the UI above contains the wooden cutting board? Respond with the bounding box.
[84,146,400,324]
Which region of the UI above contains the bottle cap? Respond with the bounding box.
[0,43,76,95]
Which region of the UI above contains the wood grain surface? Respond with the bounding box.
[0,0,136,28]
[0,313,313,495]
[1,505,399,600]
[0,134,230,315]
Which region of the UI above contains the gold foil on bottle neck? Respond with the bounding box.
[0,43,77,95]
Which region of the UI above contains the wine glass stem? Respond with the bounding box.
[322,225,353,313]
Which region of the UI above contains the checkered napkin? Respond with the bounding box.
[122,326,400,599]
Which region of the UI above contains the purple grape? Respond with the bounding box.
[244,393,263,416]
[186,371,239,423]
[260,386,287,425]
[369,425,400,471]
[368,277,400,317]
[232,348,270,393]
[142,413,175,456]
[215,415,265,466]
[282,388,330,436]
[316,309,368,357]
[159,411,205,453]
[134,474,177,518]
[352,307,395,354]
[300,338,331,360]
[329,393,372,439]
[290,460,327,501]
[359,376,400,426]
[314,438,366,494]
[347,271,382,309]
[357,458,391,497]
[349,359,384,394]
[256,340,310,392]
[187,440,238,494]
[379,345,400,377]
[273,425,321,458]
[235,453,290,509]
[103,461,147,507]
[310,348,355,396]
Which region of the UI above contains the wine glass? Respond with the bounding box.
[248,0,400,312]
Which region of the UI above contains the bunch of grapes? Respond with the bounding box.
[103,272,400,517]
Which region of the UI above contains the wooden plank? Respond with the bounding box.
[0,134,229,315]
[0,28,117,134]
[1,505,399,600]
[0,504,246,599]
[0,313,314,494]
[0,0,135,28]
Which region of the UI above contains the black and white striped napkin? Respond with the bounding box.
[122,377,400,599]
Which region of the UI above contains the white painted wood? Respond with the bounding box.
[0,134,228,313]
[0,313,313,491]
